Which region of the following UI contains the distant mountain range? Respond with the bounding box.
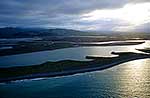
[0,27,149,38]
[0,27,99,38]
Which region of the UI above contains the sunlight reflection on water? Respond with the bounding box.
[115,59,150,97]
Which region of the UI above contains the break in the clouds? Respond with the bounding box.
[0,0,150,32]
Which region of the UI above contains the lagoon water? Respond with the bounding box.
[0,40,150,98]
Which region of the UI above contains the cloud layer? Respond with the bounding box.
[0,0,150,32]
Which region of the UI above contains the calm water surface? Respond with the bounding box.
[0,40,150,98]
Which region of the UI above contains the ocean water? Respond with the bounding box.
[0,40,150,98]
[0,59,150,98]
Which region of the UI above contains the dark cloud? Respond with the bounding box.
[0,0,128,19]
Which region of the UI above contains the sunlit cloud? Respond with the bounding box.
[81,3,150,31]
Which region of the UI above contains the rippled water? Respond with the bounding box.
[0,40,150,98]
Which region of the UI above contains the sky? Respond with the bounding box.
[0,0,150,32]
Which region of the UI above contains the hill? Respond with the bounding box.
[0,27,88,38]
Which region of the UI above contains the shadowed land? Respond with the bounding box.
[0,51,150,83]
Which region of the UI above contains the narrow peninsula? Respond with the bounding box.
[0,51,150,83]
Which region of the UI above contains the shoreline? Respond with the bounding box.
[0,52,150,83]
[0,41,145,57]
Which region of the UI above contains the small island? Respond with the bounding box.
[0,51,150,83]
[136,48,150,53]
